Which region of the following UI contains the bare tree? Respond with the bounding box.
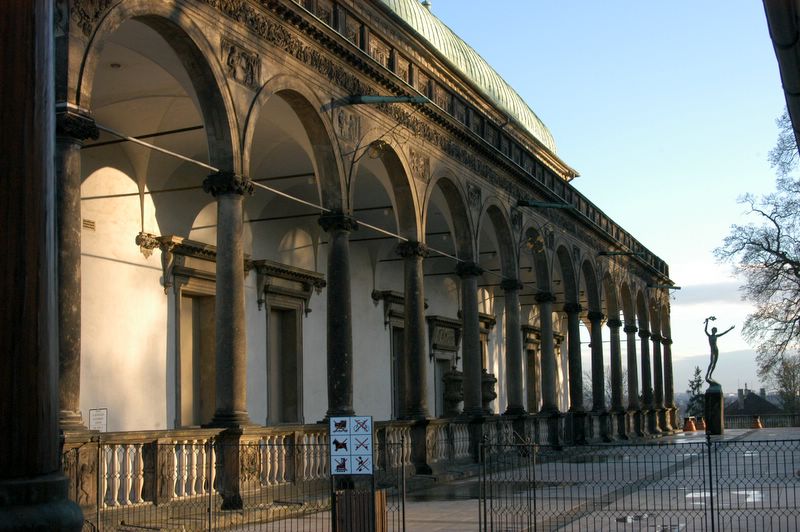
[716,176,800,377]
[768,109,799,178]
[717,111,800,377]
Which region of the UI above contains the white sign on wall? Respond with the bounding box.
[329,416,373,475]
[89,408,108,432]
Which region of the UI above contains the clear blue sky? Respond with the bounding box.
[428,1,787,393]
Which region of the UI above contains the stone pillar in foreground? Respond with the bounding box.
[318,212,358,418]
[651,333,665,432]
[397,241,429,420]
[56,108,98,431]
[563,303,585,443]
[536,293,561,446]
[639,329,659,435]
[662,336,676,432]
[0,2,83,528]
[205,172,252,427]
[624,323,643,437]
[607,318,626,437]
[457,261,483,418]
[502,279,525,416]
[588,311,610,441]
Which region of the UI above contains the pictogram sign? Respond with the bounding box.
[329,416,373,475]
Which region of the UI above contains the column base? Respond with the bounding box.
[503,406,527,417]
[58,410,86,432]
[0,473,83,531]
[647,409,662,436]
[208,410,251,428]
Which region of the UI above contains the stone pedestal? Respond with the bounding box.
[705,384,724,435]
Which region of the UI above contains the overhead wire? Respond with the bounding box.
[95,122,507,282]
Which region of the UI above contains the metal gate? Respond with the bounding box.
[479,437,800,531]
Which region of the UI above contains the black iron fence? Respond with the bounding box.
[479,437,800,531]
[63,440,407,531]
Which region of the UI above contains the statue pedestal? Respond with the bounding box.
[705,384,724,435]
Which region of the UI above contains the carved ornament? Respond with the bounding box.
[222,37,260,90]
[70,0,112,37]
[203,172,253,197]
[466,183,481,209]
[396,240,428,259]
[455,261,483,279]
[408,148,430,183]
[253,259,326,315]
[318,212,358,233]
[56,109,99,141]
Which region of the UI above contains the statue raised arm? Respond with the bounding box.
[704,316,734,386]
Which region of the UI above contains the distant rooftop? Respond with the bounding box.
[379,0,558,154]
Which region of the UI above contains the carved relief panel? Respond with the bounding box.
[408,148,430,183]
[222,37,260,90]
[394,53,410,84]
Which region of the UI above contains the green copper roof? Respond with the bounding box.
[378,0,557,153]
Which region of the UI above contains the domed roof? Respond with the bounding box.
[378,0,557,153]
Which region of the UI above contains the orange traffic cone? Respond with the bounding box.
[751,415,763,429]
[695,417,706,431]
[683,417,697,432]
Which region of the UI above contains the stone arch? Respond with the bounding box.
[636,289,650,333]
[554,245,578,304]
[77,5,239,172]
[602,271,621,320]
[620,282,636,325]
[243,76,344,211]
[477,201,518,279]
[350,136,420,241]
[580,259,601,313]
[424,173,474,261]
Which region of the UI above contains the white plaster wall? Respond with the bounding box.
[246,278,268,424]
[81,167,168,432]
[351,245,393,420]
[302,288,327,422]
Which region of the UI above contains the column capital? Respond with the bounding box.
[500,278,523,291]
[535,291,556,304]
[624,323,638,334]
[651,333,663,343]
[396,240,429,258]
[318,211,358,233]
[563,302,582,314]
[455,261,483,278]
[203,171,253,197]
[638,329,651,339]
[587,310,605,323]
[662,337,673,345]
[56,108,99,141]
[607,318,623,329]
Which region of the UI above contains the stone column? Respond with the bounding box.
[563,303,585,444]
[204,172,252,427]
[502,279,525,415]
[397,241,429,419]
[639,329,659,434]
[536,293,558,414]
[0,2,83,528]
[536,293,561,446]
[651,333,665,432]
[588,312,606,412]
[457,262,484,417]
[607,318,625,437]
[56,108,98,431]
[318,212,358,418]
[624,323,642,436]
[564,304,584,413]
[663,336,676,430]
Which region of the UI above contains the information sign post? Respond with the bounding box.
[329,416,378,531]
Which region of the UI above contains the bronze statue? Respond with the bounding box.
[704,316,734,386]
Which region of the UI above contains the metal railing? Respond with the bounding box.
[479,437,800,531]
[725,413,800,429]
